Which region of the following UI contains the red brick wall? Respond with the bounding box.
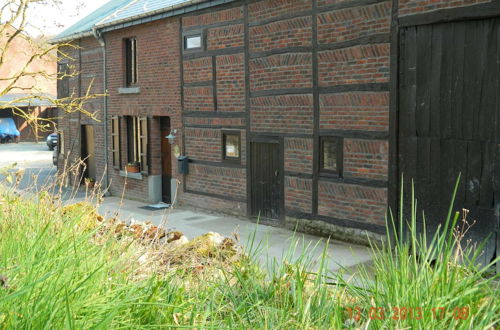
[186,164,247,201]
[57,37,106,186]
[207,24,244,50]
[318,181,387,226]
[216,54,245,112]
[249,54,313,91]
[285,177,313,213]
[249,16,312,52]
[317,2,391,45]
[284,138,313,174]
[182,0,392,231]
[343,139,389,181]
[318,44,390,86]
[105,18,182,201]
[319,92,389,132]
[184,57,212,83]
[250,95,314,134]
[180,4,247,212]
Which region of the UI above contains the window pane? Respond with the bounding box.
[185,35,201,49]
[322,139,337,171]
[225,134,239,158]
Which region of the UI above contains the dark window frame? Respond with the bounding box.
[222,130,241,163]
[124,37,137,86]
[125,116,149,174]
[183,30,204,52]
[111,116,121,170]
[319,136,343,177]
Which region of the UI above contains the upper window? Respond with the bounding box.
[184,34,202,51]
[124,38,137,86]
[222,131,241,162]
[320,137,343,176]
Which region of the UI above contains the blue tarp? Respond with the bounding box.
[0,118,20,139]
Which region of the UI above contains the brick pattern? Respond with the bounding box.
[318,181,387,225]
[184,57,212,83]
[284,138,313,174]
[185,117,246,127]
[317,0,357,7]
[250,53,312,91]
[399,0,491,16]
[343,139,389,181]
[57,38,106,186]
[285,177,313,213]
[105,18,182,202]
[318,44,390,86]
[250,94,313,134]
[248,0,311,22]
[319,92,389,131]
[249,16,312,53]
[180,192,247,216]
[182,7,244,27]
[317,2,391,45]
[185,128,221,162]
[207,24,244,50]
[216,54,245,112]
[186,164,247,201]
[184,86,214,111]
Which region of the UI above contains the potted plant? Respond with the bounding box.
[126,161,140,173]
[84,177,95,189]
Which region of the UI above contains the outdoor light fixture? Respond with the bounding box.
[165,129,177,144]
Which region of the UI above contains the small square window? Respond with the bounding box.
[184,34,202,50]
[222,131,241,162]
[320,137,343,176]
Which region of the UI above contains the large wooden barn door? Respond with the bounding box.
[398,19,499,266]
[251,141,282,221]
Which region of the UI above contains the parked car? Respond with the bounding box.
[46,133,58,150]
[52,146,58,166]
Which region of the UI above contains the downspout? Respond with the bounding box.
[92,27,110,195]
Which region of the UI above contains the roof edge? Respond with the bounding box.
[95,0,232,31]
[49,31,94,44]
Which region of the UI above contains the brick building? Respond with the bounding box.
[0,26,57,142]
[53,0,499,261]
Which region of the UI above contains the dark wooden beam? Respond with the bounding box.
[399,2,500,27]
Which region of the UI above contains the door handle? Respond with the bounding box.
[274,170,279,176]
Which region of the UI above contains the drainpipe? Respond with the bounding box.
[92,27,110,195]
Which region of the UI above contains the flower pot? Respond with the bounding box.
[127,165,140,173]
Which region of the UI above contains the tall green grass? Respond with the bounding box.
[0,179,498,328]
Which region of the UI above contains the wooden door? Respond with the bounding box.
[398,19,499,266]
[251,141,282,220]
[81,125,96,181]
[160,118,171,203]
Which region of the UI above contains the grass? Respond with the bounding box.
[0,178,498,328]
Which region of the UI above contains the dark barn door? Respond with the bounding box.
[399,19,499,266]
[251,141,282,221]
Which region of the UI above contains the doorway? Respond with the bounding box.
[81,125,96,181]
[160,117,172,203]
[250,139,283,221]
[398,19,499,266]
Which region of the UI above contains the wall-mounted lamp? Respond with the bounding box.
[165,129,177,145]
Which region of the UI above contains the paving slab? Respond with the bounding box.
[94,196,373,273]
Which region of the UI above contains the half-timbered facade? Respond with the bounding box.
[53,0,500,257]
